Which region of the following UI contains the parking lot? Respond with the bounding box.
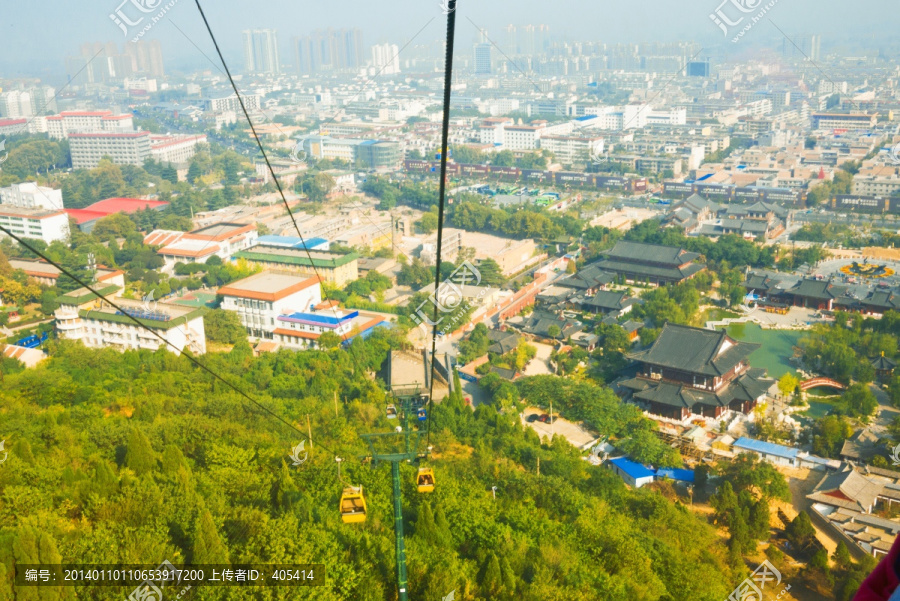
[520,407,597,449]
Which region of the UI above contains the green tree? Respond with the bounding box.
[716,454,790,501]
[192,509,230,564]
[317,331,342,350]
[841,383,878,419]
[204,309,247,345]
[418,211,439,234]
[812,415,854,458]
[777,373,800,399]
[833,541,852,570]
[480,554,504,597]
[124,428,156,475]
[547,325,561,339]
[786,511,816,551]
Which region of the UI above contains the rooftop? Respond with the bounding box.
[733,436,798,460]
[603,241,701,267]
[218,271,321,302]
[628,323,759,377]
[235,246,358,269]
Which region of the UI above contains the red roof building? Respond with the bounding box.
[65,197,169,230]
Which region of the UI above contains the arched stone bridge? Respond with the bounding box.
[799,377,846,392]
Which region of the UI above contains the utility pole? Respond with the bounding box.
[536,456,540,476]
[306,415,313,455]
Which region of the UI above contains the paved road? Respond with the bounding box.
[523,342,555,376]
[521,407,597,449]
[870,383,899,435]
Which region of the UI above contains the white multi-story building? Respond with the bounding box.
[818,81,849,95]
[0,206,70,244]
[539,135,604,165]
[501,121,573,150]
[124,78,159,93]
[206,94,262,113]
[371,43,400,75]
[243,29,280,74]
[852,176,900,197]
[153,222,258,269]
[69,132,152,169]
[0,87,57,119]
[46,111,134,140]
[646,107,687,126]
[0,183,64,210]
[502,125,542,150]
[0,118,27,137]
[150,134,207,167]
[55,286,206,355]
[218,271,323,340]
[218,270,389,349]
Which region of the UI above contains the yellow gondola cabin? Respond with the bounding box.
[416,467,435,493]
[340,486,367,523]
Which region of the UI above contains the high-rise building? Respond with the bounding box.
[783,34,822,61]
[243,29,280,74]
[473,43,492,75]
[68,132,152,169]
[0,87,57,118]
[371,43,400,75]
[293,29,364,74]
[124,40,165,77]
[65,41,165,84]
[0,183,64,211]
[503,24,517,55]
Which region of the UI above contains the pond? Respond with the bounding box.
[724,323,803,380]
[799,400,834,420]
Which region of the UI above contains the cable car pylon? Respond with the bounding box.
[359,393,431,601]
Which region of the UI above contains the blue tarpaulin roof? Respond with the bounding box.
[656,468,695,483]
[609,457,655,479]
[733,436,798,460]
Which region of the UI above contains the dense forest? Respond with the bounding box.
[0,330,741,600]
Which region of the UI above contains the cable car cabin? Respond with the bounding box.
[386,405,398,420]
[416,468,435,493]
[340,486,367,523]
[417,408,427,422]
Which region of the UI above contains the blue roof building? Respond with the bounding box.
[607,456,656,488]
[733,436,799,467]
[256,235,330,251]
[656,468,695,483]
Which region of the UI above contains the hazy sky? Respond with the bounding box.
[0,0,898,81]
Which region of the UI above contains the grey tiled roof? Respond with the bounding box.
[595,259,705,282]
[628,323,759,376]
[602,241,701,267]
[621,369,772,409]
